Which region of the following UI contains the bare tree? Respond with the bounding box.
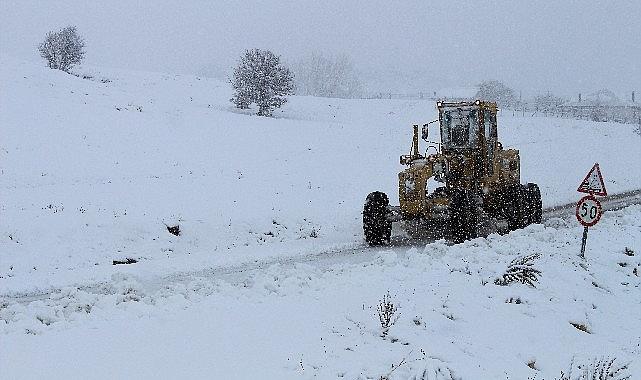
[230,49,294,117]
[533,92,566,113]
[294,53,362,99]
[475,80,516,107]
[38,26,85,73]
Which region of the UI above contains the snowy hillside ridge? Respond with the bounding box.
[2,205,640,378]
[2,57,641,295]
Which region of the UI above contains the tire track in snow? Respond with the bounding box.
[3,188,641,305]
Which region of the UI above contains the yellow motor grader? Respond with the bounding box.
[363,100,542,245]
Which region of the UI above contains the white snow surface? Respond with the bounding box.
[1,57,641,379]
[2,207,640,379]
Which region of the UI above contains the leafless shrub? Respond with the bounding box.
[533,92,566,113]
[411,367,459,380]
[557,356,631,380]
[380,352,460,380]
[494,253,541,287]
[475,80,516,107]
[379,355,407,380]
[377,291,399,337]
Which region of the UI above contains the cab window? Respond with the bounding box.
[441,108,479,149]
[483,110,492,139]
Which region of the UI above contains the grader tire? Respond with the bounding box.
[524,183,542,225]
[363,191,392,246]
[449,189,480,244]
[505,185,526,231]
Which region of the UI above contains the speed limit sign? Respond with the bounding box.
[575,164,607,259]
[575,195,602,227]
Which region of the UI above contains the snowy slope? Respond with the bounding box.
[1,57,641,295]
[1,56,641,379]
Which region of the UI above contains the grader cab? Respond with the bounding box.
[363,100,542,245]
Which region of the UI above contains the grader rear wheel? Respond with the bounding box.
[504,185,526,231]
[503,183,542,231]
[363,191,392,246]
[449,189,480,243]
[524,183,542,225]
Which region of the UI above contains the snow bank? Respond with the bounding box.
[2,203,639,378]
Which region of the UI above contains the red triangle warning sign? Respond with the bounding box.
[577,163,607,196]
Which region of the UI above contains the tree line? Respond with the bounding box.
[38,26,636,121]
[37,26,363,117]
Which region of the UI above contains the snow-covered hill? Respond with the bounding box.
[1,58,640,379]
[2,57,640,293]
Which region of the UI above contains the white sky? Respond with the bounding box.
[1,0,639,98]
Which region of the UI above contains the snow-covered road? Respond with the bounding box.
[4,188,641,306]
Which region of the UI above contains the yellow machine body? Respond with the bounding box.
[398,101,520,220]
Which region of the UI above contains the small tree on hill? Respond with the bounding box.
[475,80,516,107]
[38,26,85,73]
[230,49,294,117]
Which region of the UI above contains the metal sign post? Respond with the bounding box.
[579,227,589,258]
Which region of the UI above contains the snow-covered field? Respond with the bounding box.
[1,57,640,379]
[2,206,640,379]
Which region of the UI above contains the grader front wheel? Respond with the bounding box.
[363,191,392,246]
